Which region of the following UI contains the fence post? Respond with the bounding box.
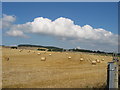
[107,62,118,89]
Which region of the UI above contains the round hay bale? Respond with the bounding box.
[96,59,100,63]
[80,58,84,61]
[49,54,52,56]
[7,57,9,61]
[91,61,97,65]
[101,59,104,61]
[68,56,71,59]
[4,57,9,61]
[28,50,30,53]
[41,57,46,61]
[19,49,22,52]
[37,53,41,55]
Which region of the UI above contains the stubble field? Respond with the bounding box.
[2,48,112,88]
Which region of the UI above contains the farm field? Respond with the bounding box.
[2,47,113,88]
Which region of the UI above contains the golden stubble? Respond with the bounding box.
[2,48,112,88]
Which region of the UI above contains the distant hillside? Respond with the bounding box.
[17,44,116,55]
[18,44,63,50]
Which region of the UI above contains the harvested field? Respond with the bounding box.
[2,48,112,88]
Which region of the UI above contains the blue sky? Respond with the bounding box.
[2,2,118,52]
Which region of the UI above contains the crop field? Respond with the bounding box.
[2,47,113,88]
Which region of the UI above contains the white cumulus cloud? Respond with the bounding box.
[16,17,117,46]
[2,14,16,29]
[2,14,118,52]
[6,29,27,38]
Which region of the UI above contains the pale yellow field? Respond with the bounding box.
[2,48,113,88]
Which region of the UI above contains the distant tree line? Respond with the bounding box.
[37,49,46,51]
[15,44,120,55]
[69,48,106,53]
[11,47,17,49]
[48,48,64,52]
[68,48,116,55]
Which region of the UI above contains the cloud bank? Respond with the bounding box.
[2,14,118,52]
[2,14,16,29]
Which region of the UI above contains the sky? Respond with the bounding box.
[2,2,118,52]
